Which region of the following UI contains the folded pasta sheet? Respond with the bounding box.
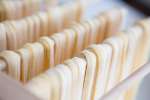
[26,57,86,100]
[0,51,21,80]
[88,44,112,100]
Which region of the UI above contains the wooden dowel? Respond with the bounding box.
[0,59,6,71]
[100,61,150,100]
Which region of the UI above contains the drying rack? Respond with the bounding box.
[0,0,103,99]
[0,58,150,100]
[100,61,150,100]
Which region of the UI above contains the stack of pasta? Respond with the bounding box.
[0,0,150,100]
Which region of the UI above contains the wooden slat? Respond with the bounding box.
[0,72,39,100]
[100,61,150,100]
